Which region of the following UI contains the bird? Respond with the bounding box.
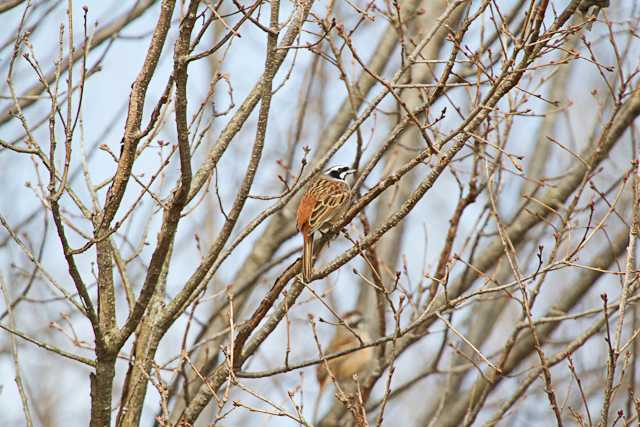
[316,310,373,392]
[296,165,356,282]
[579,0,608,30]
[314,310,373,422]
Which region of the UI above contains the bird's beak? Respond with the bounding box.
[345,168,357,176]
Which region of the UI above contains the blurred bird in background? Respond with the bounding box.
[314,310,374,422]
[579,0,609,30]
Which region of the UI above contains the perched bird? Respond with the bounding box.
[314,310,374,423]
[579,0,609,30]
[316,310,373,393]
[296,165,355,282]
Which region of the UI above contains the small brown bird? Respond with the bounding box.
[579,0,608,30]
[313,310,373,423]
[316,310,373,393]
[296,165,355,282]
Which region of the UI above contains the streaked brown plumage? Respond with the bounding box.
[313,310,373,423]
[316,310,373,391]
[296,166,354,282]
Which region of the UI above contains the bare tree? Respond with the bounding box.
[1,0,639,426]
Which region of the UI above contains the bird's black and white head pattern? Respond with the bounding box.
[325,165,356,181]
[342,310,364,328]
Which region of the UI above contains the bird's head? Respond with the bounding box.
[341,310,365,328]
[325,165,356,181]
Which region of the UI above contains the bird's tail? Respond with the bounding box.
[303,232,313,282]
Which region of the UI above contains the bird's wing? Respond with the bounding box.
[296,191,317,233]
[316,329,361,383]
[308,181,351,233]
[328,330,362,352]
